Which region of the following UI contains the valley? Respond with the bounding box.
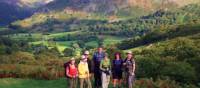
[0,0,200,88]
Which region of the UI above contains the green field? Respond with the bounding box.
[0,78,184,88]
[0,78,67,88]
[6,32,126,53]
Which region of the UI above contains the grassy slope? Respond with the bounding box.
[125,32,200,53]
[124,33,200,51]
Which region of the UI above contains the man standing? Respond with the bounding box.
[123,51,136,88]
[93,47,106,88]
[84,50,93,75]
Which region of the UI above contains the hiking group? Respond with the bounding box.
[65,47,136,88]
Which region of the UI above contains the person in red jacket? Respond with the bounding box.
[66,57,78,88]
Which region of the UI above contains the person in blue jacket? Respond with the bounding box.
[93,47,106,88]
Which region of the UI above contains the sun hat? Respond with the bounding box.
[84,50,90,55]
[126,51,132,54]
[70,57,75,60]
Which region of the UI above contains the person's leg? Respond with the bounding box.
[123,73,127,88]
[72,78,75,88]
[118,79,122,88]
[83,78,87,88]
[69,78,73,88]
[125,74,129,88]
[128,75,134,88]
[106,75,110,88]
[101,72,106,88]
[118,73,123,88]
[95,71,101,88]
[94,73,98,88]
[73,78,77,88]
[86,78,92,88]
[98,72,102,88]
[80,78,84,88]
[94,69,102,88]
[113,79,117,88]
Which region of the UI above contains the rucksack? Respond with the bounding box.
[124,58,135,71]
[64,61,70,77]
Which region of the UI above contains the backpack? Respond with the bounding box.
[124,58,135,72]
[64,61,70,77]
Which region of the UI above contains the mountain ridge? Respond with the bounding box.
[42,0,200,14]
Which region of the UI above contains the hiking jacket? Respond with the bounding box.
[78,61,90,78]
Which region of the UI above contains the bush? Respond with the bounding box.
[136,57,164,79]
[0,64,64,80]
[63,48,75,57]
[186,57,200,84]
[160,62,196,84]
[135,78,181,88]
[10,51,36,64]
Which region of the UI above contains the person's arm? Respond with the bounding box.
[92,53,96,66]
[86,63,90,77]
[109,59,112,71]
[66,67,71,77]
[111,60,114,72]
[133,61,135,73]
[132,60,136,75]
[123,59,126,66]
[90,59,94,73]
[87,59,91,73]
[100,60,106,71]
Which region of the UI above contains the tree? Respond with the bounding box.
[63,48,74,57]
[77,40,85,48]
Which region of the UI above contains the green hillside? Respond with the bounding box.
[1,1,200,88]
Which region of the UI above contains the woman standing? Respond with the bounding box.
[66,57,78,88]
[112,52,123,88]
[78,55,92,88]
[100,55,111,88]
[123,51,136,88]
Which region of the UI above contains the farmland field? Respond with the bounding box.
[5,32,126,53]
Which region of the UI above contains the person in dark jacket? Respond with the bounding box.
[84,50,93,74]
[112,52,123,88]
[93,47,106,88]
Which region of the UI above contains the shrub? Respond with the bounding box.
[160,62,196,84]
[136,57,164,79]
[10,51,36,65]
[135,78,181,88]
[63,48,75,57]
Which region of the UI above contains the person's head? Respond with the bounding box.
[98,46,103,53]
[70,57,76,64]
[115,52,121,59]
[104,53,109,60]
[84,50,90,58]
[81,55,87,62]
[126,51,133,59]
